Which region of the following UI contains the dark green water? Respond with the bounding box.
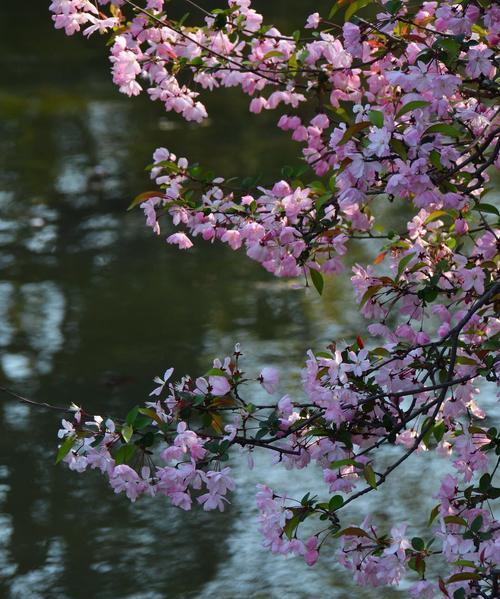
[1,3,493,598]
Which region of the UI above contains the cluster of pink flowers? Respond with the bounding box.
[51,1,499,596]
[337,520,409,587]
[59,398,236,511]
[256,484,319,566]
[49,0,119,37]
[140,147,352,277]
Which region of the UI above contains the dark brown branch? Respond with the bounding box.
[0,385,74,414]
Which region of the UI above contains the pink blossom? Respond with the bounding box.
[466,43,495,78]
[149,367,174,396]
[367,126,391,157]
[459,266,485,295]
[166,232,193,249]
[209,375,231,396]
[304,536,319,565]
[305,13,320,30]
[109,465,148,502]
[259,367,280,394]
[345,349,370,377]
[58,419,75,439]
[383,524,411,561]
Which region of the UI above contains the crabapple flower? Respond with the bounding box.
[459,266,485,295]
[305,13,320,29]
[259,367,280,394]
[345,349,370,377]
[167,232,193,249]
[209,375,231,396]
[58,419,75,439]
[384,524,411,561]
[149,367,174,396]
[109,465,148,502]
[304,537,319,566]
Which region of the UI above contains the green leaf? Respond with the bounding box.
[385,0,402,14]
[329,2,343,19]
[368,110,384,128]
[472,203,499,217]
[418,286,439,303]
[138,407,164,426]
[363,464,377,489]
[455,356,478,366]
[263,50,285,60]
[127,191,162,211]
[126,405,140,426]
[189,56,204,67]
[424,123,462,139]
[310,269,324,296]
[408,261,428,274]
[424,210,449,224]
[444,515,467,526]
[56,435,76,464]
[189,164,204,178]
[213,13,227,29]
[435,38,461,64]
[452,560,476,568]
[133,415,153,430]
[339,121,370,145]
[396,100,430,119]
[389,138,408,160]
[204,368,226,376]
[114,444,137,466]
[429,149,444,170]
[488,486,500,498]
[390,239,411,249]
[345,0,372,22]
[446,572,481,584]
[370,347,392,358]
[428,504,440,526]
[411,537,425,551]
[397,252,416,279]
[330,458,363,470]
[315,194,332,210]
[310,180,327,194]
[339,526,371,538]
[328,495,344,511]
[178,11,190,27]
[325,104,353,125]
[446,236,457,250]
[470,515,483,532]
[433,421,446,443]
[288,53,298,74]
[360,285,383,307]
[479,473,491,493]
[283,514,301,540]
[121,424,134,444]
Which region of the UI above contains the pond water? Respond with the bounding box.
[0,3,496,599]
